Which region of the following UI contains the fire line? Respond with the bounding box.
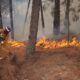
[36,37,80,49]
[1,37,80,49]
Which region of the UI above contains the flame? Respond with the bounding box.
[1,37,80,49]
[36,37,80,49]
[6,40,25,48]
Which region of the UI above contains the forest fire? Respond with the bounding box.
[7,40,25,48]
[3,37,80,49]
[36,37,80,49]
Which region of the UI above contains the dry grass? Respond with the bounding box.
[0,45,80,80]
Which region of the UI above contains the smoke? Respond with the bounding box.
[2,0,80,41]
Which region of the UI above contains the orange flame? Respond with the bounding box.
[3,37,80,49]
[7,40,25,48]
[36,37,80,49]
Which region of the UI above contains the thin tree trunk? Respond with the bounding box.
[9,0,14,39]
[24,0,31,24]
[27,0,40,56]
[64,0,70,41]
[40,0,45,29]
[54,0,60,35]
[0,4,3,28]
[22,0,31,35]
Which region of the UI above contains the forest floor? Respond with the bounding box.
[0,44,80,80]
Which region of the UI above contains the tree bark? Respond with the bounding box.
[27,0,40,56]
[9,0,14,39]
[54,0,60,35]
[40,0,45,29]
[64,0,70,41]
[0,4,3,28]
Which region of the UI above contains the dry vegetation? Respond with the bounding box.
[0,43,80,80]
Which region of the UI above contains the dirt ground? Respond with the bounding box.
[0,45,80,80]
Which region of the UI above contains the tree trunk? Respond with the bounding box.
[0,4,3,28]
[9,0,14,39]
[40,0,45,29]
[24,0,31,24]
[54,0,60,35]
[27,0,40,56]
[64,0,70,41]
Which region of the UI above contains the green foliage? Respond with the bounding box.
[0,0,9,12]
[61,0,66,5]
[2,0,9,10]
[48,0,54,2]
[72,14,79,22]
[70,7,76,13]
[43,0,80,24]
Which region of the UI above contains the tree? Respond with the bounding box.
[64,0,70,41]
[9,0,14,39]
[0,1,3,28]
[40,0,45,29]
[54,0,60,36]
[0,0,9,28]
[27,0,41,56]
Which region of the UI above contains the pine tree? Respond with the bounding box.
[54,0,60,35]
[9,0,14,39]
[27,0,41,56]
[64,0,70,41]
[0,2,3,28]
